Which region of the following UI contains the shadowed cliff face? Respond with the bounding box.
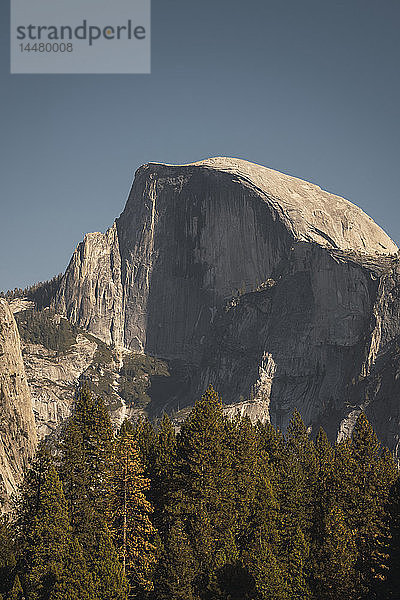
[344,263,400,455]
[201,244,385,435]
[116,166,293,359]
[54,158,400,453]
[0,300,37,509]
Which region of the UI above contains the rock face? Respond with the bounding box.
[55,157,400,454]
[10,304,175,439]
[0,299,37,509]
[55,224,124,346]
[21,333,98,438]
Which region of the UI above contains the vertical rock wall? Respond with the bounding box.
[0,299,37,509]
[53,158,400,453]
[56,223,124,346]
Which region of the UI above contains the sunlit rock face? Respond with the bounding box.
[55,158,400,454]
[0,300,37,509]
[55,223,124,347]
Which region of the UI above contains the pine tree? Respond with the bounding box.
[0,516,16,599]
[285,526,311,599]
[314,427,334,482]
[7,576,24,600]
[108,419,157,595]
[386,475,400,599]
[228,416,258,548]
[148,417,187,599]
[57,387,128,599]
[153,520,197,600]
[331,414,397,598]
[89,525,128,600]
[16,443,94,600]
[274,411,316,597]
[151,414,178,536]
[247,543,287,600]
[58,384,114,535]
[17,444,69,599]
[176,386,237,598]
[284,410,317,536]
[133,418,157,473]
[242,465,287,600]
[48,537,96,600]
[224,415,287,599]
[312,506,357,600]
[352,415,396,596]
[58,415,92,533]
[309,428,337,597]
[312,428,335,532]
[256,420,286,474]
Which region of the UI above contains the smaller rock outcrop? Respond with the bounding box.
[0,299,37,509]
[55,223,124,346]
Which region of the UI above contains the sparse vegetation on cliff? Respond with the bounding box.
[15,308,78,353]
[119,354,169,408]
[0,273,62,310]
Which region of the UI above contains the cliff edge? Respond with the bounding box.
[0,299,37,509]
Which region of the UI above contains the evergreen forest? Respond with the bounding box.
[1,385,400,600]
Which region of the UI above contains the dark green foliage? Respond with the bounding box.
[285,526,311,599]
[26,275,63,310]
[386,476,400,598]
[119,354,169,407]
[58,384,114,532]
[57,386,128,599]
[7,576,24,600]
[87,525,128,600]
[175,387,237,598]
[148,414,177,536]
[274,411,315,596]
[147,398,399,600]
[78,338,116,403]
[0,517,16,598]
[47,537,95,600]
[133,418,157,469]
[0,273,62,309]
[284,409,317,535]
[80,369,116,406]
[15,308,78,353]
[228,416,259,542]
[153,520,197,600]
[57,414,91,531]
[3,387,400,600]
[107,420,157,594]
[240,466,287,600]
[256,420,285,467]
[15,443,94,600]
[311,506,357,600]
[330,414,397,598]
[81,334,113,366]
[59,386,127,600]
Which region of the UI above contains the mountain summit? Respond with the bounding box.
[51,158,400,453]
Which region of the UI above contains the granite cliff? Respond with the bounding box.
[52,157,400,456]
[0,299,37,509]
[7,301,174,440]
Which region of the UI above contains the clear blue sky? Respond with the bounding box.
[1,0,399,291]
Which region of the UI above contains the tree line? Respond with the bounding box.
[0,274,62,310]
[1,385,400,600]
